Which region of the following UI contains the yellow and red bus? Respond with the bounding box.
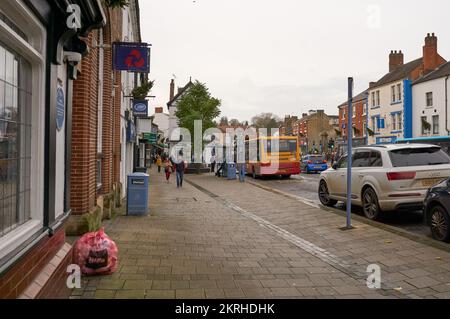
[245,136,301,178]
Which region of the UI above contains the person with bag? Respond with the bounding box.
[164,158,173,183]
[156,155,162,173]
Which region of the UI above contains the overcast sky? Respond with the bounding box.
[140,0,450,122]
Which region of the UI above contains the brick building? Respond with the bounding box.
[0,0,105,299]
[68,1,144,233]
[279,115,298,136]
[367,33,447,144]
[338,90,368,146]
[293,110,338,154]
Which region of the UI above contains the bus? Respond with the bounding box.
[396,136,450,156]
[245,136,301,179]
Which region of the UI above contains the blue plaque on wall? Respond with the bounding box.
[56,84,65,131]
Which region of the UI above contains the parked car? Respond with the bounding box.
[318,144,450,220]
[301,154,328,174]
[424,178,450,242]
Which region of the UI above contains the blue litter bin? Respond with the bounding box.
[127,173,149,216]
[227,162,237,180]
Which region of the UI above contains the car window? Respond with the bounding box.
[389,147,450,167]
[369,151,383,167]
[352,151,370,168]
[337,156,348,169]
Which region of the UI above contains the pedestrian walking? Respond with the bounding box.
[211,155,216,173]
[164,159,173,182]
[175,152,186,188]
[156,155,162,173]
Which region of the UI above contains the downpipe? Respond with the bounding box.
[446,76,449,134]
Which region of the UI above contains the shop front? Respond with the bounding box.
[0,0,105,299]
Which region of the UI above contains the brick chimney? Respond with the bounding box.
[423,33,439,73]
[170,79,175,101]
[389,50,404,72]
[155,107,163,114]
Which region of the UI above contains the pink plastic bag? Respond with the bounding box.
[74,228,118,276]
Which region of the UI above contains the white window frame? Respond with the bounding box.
[426,92,433,108]
[432,115,439,135]
[0,0,46,260]
[391,86,396,103]
[391,114,397,131]
[397,84,402,102]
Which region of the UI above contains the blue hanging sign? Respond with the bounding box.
[132,100,148,117]
[56,83,65,131]
[113,42,150,73]
[127,120,136,143]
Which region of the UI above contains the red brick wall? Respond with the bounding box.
[339,100,366,138]
[71,8,124,212]
[71,31,100,215]
[102,8,123,194]
[113,70,122,184]
[0,227,70,299]
[101,21,113,195]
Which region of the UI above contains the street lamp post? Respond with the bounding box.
[346,77,354,230]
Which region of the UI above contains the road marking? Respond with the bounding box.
[248,179,450,254]
[186,179,406,298]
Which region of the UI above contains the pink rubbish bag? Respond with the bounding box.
[74,228,119,276]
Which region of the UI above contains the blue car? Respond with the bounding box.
[301,155,328,174]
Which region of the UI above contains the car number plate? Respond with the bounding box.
[422,178,444,187]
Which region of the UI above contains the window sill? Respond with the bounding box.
[0,220,42,262]
[371,106,381,110]
[391,130,402,134]
[390,101,402,105]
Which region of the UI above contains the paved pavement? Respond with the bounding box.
[72,169,450,299]
[256,174,429,236]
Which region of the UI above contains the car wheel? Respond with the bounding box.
[318,180,337,207]
[362,187,382,221]
[430,205,450,243]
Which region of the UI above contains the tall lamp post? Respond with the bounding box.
[345,77,354,230]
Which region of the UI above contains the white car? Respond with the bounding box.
[318,144,450,220]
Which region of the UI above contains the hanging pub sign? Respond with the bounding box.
[113,42,151,73]
[132,100,148,117]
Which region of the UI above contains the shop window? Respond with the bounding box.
[0,44,32,237]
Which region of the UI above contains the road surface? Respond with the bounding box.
[251,173,431,238]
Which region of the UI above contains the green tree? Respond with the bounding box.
[251,113,281,130]
[132,79,154,100]
[219,116,229,126]
[229,119,241,127]
[175,80,222,137]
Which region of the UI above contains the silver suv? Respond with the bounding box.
[318,144,450,220]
